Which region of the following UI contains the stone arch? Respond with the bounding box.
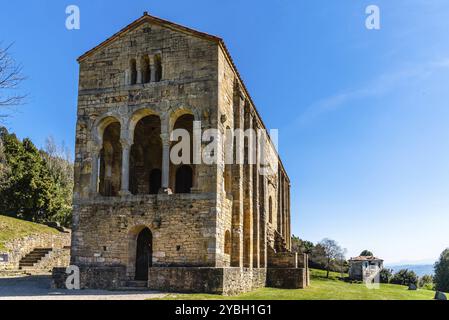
[170,111,196,193]
[92,114,123,148]
[168,106,199,132]
[129,114,162,195]
[98,120,122,197]
[128,108,159,143]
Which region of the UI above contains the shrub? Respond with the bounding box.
[418,274,434,289]
[380,268,393,283]
[390,269,418,286]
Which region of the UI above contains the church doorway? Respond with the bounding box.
[135,228,152,281]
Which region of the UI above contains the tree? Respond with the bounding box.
[291,235,314,254]
[0,128,73,226]
[0,134,10,188]
[318,238,346,278]
[379,268,393,283]
[390,269,418,286]
[360,250,373,257]
[434,248,449,293]
[0,44,26,118]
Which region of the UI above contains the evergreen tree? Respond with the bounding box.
[0,127,73,226]
[434,249,449,293]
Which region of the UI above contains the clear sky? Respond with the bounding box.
[1,0,448,264]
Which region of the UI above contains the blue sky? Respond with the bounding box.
[1,0,448,264]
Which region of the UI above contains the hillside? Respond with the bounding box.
[0,215,59,252]
[157,269,438,300]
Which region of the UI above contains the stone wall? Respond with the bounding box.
[222,268,266,296]
[71,194,218,279]
[52,265,126,289]
[0,231,71,271]
[266,268,308,289]
[148,267,266,295]
[268,251,298,268]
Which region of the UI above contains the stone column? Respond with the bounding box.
[283,176,288,242]
[252,121,260,268]
[149,55,156,83]
[160,133,172,194]
[278,171,283,236]
[119,139,131,196]
[260,174,267,267]
[90,147,100,196]
[231,85,245,268]
[243,104,254,269]
[136,58,143,84]
[287,181,291,250]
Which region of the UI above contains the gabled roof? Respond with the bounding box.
[77,12,222,62]
[77,12,290,181]
[349,256,383,262]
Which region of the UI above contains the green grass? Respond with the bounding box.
[155,269,437,300]
[0,215,59,252]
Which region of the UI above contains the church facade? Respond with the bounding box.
[54,13,308,295]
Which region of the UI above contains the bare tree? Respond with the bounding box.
[319,238,346,278]
[0,43,26,118]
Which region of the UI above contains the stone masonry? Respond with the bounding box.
[56,12,307,294]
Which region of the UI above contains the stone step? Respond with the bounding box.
[18,248,52,269]
[114,287,152,292]
[126,280,148,287]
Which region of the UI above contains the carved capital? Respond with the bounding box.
[160,133,171,145]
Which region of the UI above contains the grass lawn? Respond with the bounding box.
[0,215,59,252]
[156,269,437,300]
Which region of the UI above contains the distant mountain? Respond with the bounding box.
[386,264,434,277]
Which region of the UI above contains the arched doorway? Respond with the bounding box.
[135,228,152,281]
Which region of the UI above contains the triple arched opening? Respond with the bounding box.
[97,111,195,196]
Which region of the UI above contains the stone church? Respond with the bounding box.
[53,12,309,295]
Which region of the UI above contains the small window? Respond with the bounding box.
[154,54,162,82]
[224,230,231,255]
[269,196,273,223]
[141,55,151,84]
[129,59,137,85]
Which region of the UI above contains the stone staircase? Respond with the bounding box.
[19,248,52,270]
[116,280,150,291]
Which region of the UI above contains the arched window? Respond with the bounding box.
[129,59,137,85]
[171,113,195,192]
[99,122,122,197]
[224,230,231,255]
[154,54,162,82]
[175,165,192,194]
[141,55,151,84]
[149,169,161,194]
[130,115,162,195]
[269,196,273,224]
